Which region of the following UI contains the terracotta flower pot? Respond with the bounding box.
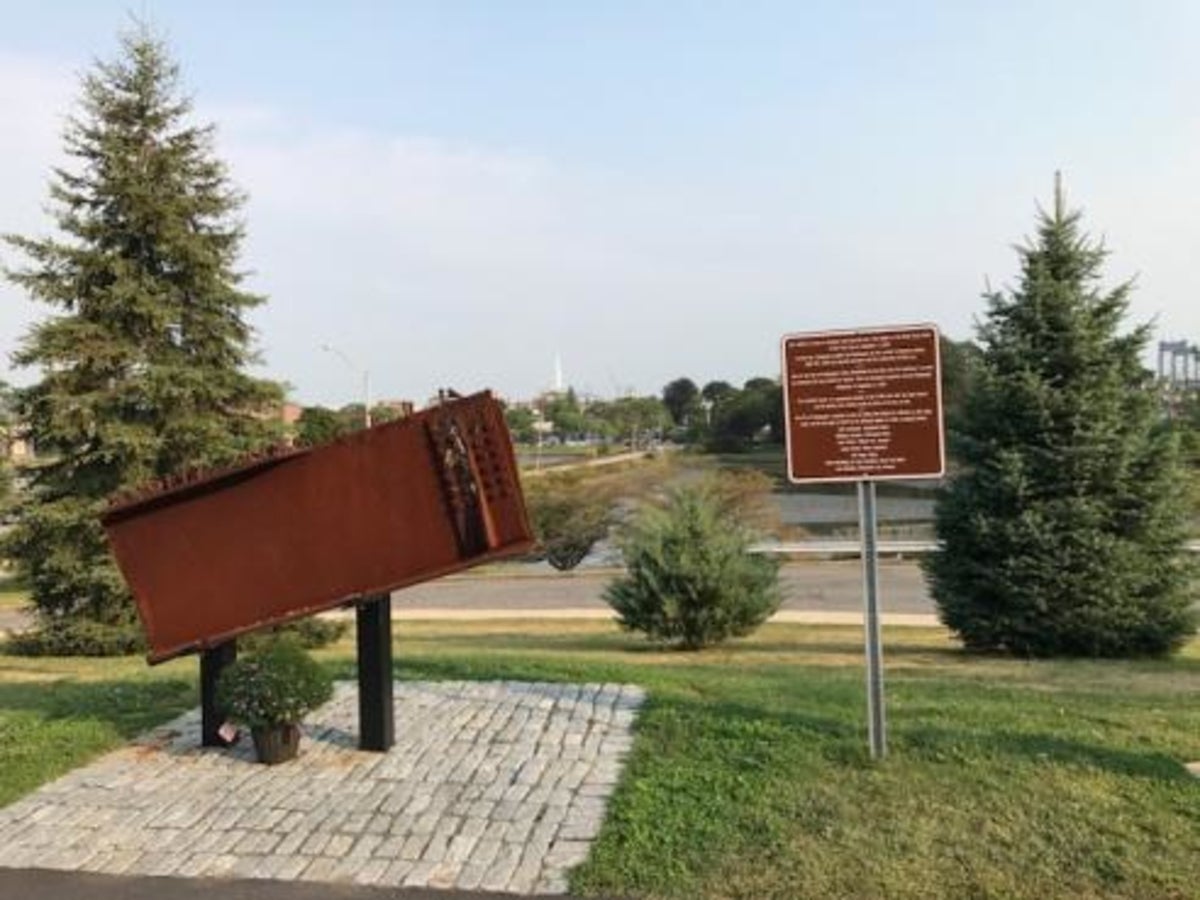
[251,722,301,764]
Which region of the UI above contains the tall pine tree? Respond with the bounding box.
[2,27,283,637]
[924,178,1195,656]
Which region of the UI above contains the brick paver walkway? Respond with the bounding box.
[0,680,644,895]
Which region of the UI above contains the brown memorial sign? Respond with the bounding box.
[782,324,945,483]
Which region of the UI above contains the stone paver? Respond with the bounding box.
[0,680,644,895]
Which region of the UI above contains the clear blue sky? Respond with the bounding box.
[2,2,1198,405]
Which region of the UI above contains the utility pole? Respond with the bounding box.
[322,344,372,428]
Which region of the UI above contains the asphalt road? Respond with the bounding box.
[0,561,935,634]
[390,560,934,615]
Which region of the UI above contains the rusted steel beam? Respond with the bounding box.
[102,391,533,663]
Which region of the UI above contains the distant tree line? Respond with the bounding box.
[657,376,782,451]
[650,335,981,455]
[501,334,984,459]
[504,389,670,450]
[293,403,408,448]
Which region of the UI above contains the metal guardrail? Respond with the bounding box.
[750,539,1200,556]
[749,540,935,556]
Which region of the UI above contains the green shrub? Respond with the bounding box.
[2,611,348,659]
[3,619,146,657]
[216,638,334,729]
[240,616,348,652]
[526,473,614,571]
[605,482,781,649]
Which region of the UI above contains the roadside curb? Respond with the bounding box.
[383,608,942,626]
[1,610,945,632]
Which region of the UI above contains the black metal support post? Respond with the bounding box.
[200,641,238,747]
[356,594,395,752]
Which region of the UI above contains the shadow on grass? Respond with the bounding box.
[722,639,959,659]
[685,696,859,742]
[0,677,195,740]
[396,630,963,662]
[667,693,1192,782]
[399,632,635,656]
[897,723,1192,782]
[391,655,646,686]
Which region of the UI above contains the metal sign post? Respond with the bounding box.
[781,324,944,760]
[858,481,886,759]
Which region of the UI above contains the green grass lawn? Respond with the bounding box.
[0,653,195,807]
[2,622,1198,899]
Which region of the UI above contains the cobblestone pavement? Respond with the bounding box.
[0,680,644,895]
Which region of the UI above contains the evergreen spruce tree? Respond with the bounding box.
[924,178,1196,657]
[2,27,283,640]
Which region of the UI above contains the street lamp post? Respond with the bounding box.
[321,344,384,751]
[321,344,371,428]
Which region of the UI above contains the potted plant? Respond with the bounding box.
[215,637,334,764]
